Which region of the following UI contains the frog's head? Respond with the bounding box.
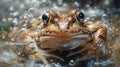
[40,9,89,37]
[39,9,91,49]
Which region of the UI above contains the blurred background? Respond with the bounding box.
[0,0,120,67]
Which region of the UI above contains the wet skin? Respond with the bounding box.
[9,9,108,67]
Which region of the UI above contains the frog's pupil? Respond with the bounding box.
[78,12,84,18]
[42,14,48,20]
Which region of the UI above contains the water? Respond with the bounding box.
[0,0,120,67]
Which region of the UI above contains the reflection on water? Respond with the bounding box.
[0,0,120,67]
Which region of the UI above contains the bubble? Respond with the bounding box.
[12,11,19,16]
[2,18,7,22]
[2,36,5,40]
[9,6,14,11]
[63,3,67,7]
[53,3,58,9]
[8,17,13,21]
[69,60,75,66]
[74,1,79,7]
[103,0,111,6]
[13,18,18,25]
[41,0,47,3]
[19,3,25,9]
[85,4,90,8]
[57,0,63,5]
[28,7,40,17]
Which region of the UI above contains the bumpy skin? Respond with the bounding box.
[10,9,108,66]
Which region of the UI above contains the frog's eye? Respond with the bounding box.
[42,13,49,20]
[77,12,84,19]
[75,12,85,26]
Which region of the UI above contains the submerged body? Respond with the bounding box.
[9,9,108,66]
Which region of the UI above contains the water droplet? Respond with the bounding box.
[69,60,75,66]
[2,36,5,40]
[20,4,25,9]
[8,17,13,21]
[9,6,14,11]
[13,18,18,25]
[57,0,63,5]
[11,38,15,41]
[12,11,19,16]
[74,2,79,7]
[2,18,7,22]
[50,59,53,62]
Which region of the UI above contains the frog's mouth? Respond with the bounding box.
[39,34,92,50]
[40,34,90,41]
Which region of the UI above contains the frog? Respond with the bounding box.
[9,9,108,67]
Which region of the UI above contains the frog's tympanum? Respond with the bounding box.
[9,9,109,66]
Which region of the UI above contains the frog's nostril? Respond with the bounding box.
[66,30,69,32]
[31,47,35,50]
